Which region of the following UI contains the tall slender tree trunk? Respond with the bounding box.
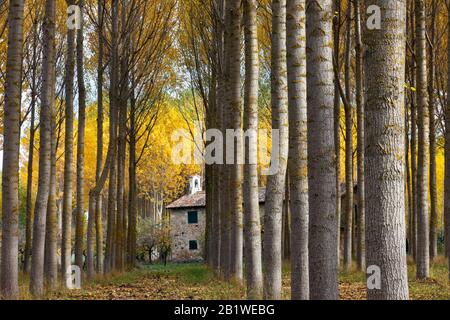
[220,0,232,280]
[263,0,289,300]
[95,0,105,275]
[24,19,39,274]
[428,0,438,262]
[75,0,87,272]
[445,4,450,279]
[306,0,338,300]
[226,0,243,283]
[115,102,126,273]
[410,2,418,262]
[287,0,309,300]
[363,0,409,300]
[115,0,129,272]
[343,0,353,271]
[30,0,56,297]
[86,195,95,279]
[406,103,413,255]
[213,0,225,275]
[354,0,365,271]
[44,97,58,290]
[0,0,25,300]
[243,0,263,300]
[415,0,430,280]
[333,0,342,266]
[62,0,76,285]
[127,86,137,269]
[210,0,225,274]
[405,0,413,258]
[105,0,119,274]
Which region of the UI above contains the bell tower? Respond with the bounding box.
[189,175,202,194]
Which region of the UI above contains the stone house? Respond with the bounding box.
[167,176,358,263]
[167,176,268,263]
[167,176,206,262]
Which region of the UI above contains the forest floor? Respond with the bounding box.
[44,257,450,300]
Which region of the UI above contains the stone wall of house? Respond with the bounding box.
[170,208,206,262]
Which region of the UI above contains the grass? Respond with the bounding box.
[334,257,450,300]
[15,257,450,300]
[48,263,246,300]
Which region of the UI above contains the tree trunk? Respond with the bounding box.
[30,0,55,297]
[95,0,105,275]
[415,0,430,280]
[127,88,137,269]
[213,0,225,275]
[220,0,232,280]
[343,0,353,271]
[226,0,243,283]
[62,0,76,286]
[410,2,418,262]
[445,4,450,279]
[115,0,129,272]
[75,0,87,273]
[0,0,25,300]
[44,88,58,290]
[428,0,438,262]
[287,0,309,301]
[243,0,263,300]
[354,0,365,271]
[263,0,289,300]
[333,0,342,267]
[87,194,96,279]
[24,18,38,275]
[282,179,291,260]
[363,0,409,300]
[105,0,119,274]
[306,0,338,300]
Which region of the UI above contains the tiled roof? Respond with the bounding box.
[167,188,267,210]
[166,191,206,209]
[167,184,355,210]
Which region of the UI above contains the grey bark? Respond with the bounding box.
[95,0,105,275]
[287,0,309,300]
[62,0,76,285]
[243,0,263,300]
[213,0,225,274]
[87,195,95,279]
[227,0,243,283]
[263,0,289,300]
[44,99,58,290]
[105,0,119,274]
[343,0,353,271]
[24,18,39,274]
[445,3,450,278]
[415,0,430,280]
[127,85,137,269]
[333,0,342,266]
[306,0,339,300]
[75,0,87,272]
[220,0,232,280]
[0,0,25,300]
[115,0,128,272]
[428,0,438,261]
[363,0,410,300]
[354,0,365,270]
[410,3,418,261]
[30,0,56,297]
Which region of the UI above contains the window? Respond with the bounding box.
[189,240,198,251]
[188,211,198,224]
